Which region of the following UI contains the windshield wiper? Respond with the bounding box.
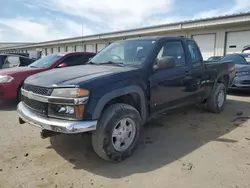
[29,66,38,68]
[87,61,98,65]
[99,61,125,67]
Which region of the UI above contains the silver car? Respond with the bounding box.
[221,53,250,89]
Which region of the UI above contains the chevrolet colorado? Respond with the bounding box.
[17,36,235,162]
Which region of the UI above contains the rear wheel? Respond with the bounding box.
[207,83,226,113]
[92,103,142,162]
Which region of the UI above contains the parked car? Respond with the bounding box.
[4,52,30,57]
[17,36,235,162]
[0,52,96,101]
[221,53,250,89]
[207,56,223,62]
[0,54,35,69]
[242,45,250,53]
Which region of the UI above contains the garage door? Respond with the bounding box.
[66,46,74,52]
[76,45,82,52]
[53,47,58,53]
[47,48,52,55]
[59,46,65,52]
[86,44,94,52]
[97,44,106,52]
[226,30,250,54]
[192,34,215,60]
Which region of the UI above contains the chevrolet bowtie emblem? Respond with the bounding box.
[27,91,33,99]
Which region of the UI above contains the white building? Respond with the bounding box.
[0,43,31,49]
[1,12,250,60]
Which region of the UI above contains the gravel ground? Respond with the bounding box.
[0,91,250,188]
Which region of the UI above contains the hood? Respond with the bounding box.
[25,65,138,87]
[0,67,44,76]
[235,64,250,72]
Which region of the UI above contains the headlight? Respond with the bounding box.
[236,71,250,76]
[51,88,89,98]
[0,75,14,83]
[48,104,85,120]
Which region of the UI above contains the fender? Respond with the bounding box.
[212,71,229,92]
[92,85,147,122]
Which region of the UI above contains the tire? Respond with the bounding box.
[92,103,142,162]
[17,87,21,102]
[207,83,226,113]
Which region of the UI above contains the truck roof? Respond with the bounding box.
[125,36,189,41]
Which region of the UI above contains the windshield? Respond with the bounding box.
[207,56,222,61]
[28,54,63,68]
[221,54,249,65]
[241,54,250,63]
[90,39,157,67]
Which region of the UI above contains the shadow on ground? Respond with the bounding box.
[0,100,17,111]
[228,89,250,97]
[50,98,250,178]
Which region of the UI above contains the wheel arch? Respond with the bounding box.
[92,86,147,122]
[213,73,229,92]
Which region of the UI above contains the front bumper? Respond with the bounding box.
[17,102,97,134]
[0,83,17,100]
[229,75,250,89]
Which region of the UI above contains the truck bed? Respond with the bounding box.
[205,61,235,87]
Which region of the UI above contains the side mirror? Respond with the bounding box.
[155,56,176,70]
[57,63,67,68]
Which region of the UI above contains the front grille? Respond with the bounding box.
[22,96,47,116]
[242,80,250,84]
[23,84,52,96]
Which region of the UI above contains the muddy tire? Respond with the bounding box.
[92,103,142,162]
[207,83,226,113]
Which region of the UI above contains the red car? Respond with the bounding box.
[0,52,95,101]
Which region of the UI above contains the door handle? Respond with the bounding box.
[185,70,191,76]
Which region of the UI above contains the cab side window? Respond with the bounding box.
[20,57,35,66]
[2,56,20,69]
[186,40,203,65]
[156,41,186,67]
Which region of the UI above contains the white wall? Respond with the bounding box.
[4,23,250,57]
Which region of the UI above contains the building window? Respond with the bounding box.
[74,45,77,52]
[65,46,68,52]
[58,47,60,52]
[51,48,53,53]
[45,48,47,55]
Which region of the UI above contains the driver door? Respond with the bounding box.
[149,40,193,114]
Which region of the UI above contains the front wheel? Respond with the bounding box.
[207,83,226,113]
[92,103,142,162]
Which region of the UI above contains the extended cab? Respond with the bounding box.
[0,52,95,101]
[17,37,235,162]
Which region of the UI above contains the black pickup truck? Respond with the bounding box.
[17,36,235,162]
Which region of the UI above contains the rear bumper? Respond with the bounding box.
[17,102,97,134]
[0,83,17,100]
